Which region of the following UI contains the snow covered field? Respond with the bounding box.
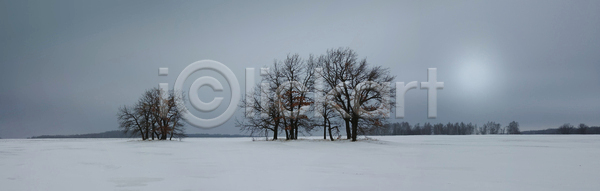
[1,135,599,191]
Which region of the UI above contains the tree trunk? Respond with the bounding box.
[328,125,334,141]
[345,120,351,139]
[323,117,327,139]
[273,122,278,140]
[285,129,289,140]
[351,117,358,141]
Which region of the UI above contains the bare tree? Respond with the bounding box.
[117,104,148,140]
[433,123,443,135]
[236,86,283,140]
[318,48,394,141]
[117,88,185,140]
[315,88,339,141]
[478,123,488,135]
[467,123,476,135]
[578,123,589,134]
[237,54,315,140]
[507,121,520,134]
[156,90,186,140]
[558,123,574,134]
[277,54,316,139]
[484,121,501,134]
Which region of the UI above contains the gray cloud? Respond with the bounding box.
[1,0,599,138]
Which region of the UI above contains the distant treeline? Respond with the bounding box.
[29,130,249,139]
[186,133,249,138]
[30,130,135,139]
[366,121,521,135]
[521,123,600,134]
[367,122,600,135]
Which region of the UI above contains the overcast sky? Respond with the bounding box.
[1,0,599,138]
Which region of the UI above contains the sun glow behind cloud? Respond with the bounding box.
[453,47,504,101]
[458,58,491,92]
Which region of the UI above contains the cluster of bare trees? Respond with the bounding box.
[521,123,600,134]
[478,121,519,135]
[117,88,185,140]
[557,123,599,134]
[237,48,394,141]
[368,121,521,135]
[506,121,521,134]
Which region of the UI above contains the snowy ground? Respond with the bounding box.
[1,135,599,191]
